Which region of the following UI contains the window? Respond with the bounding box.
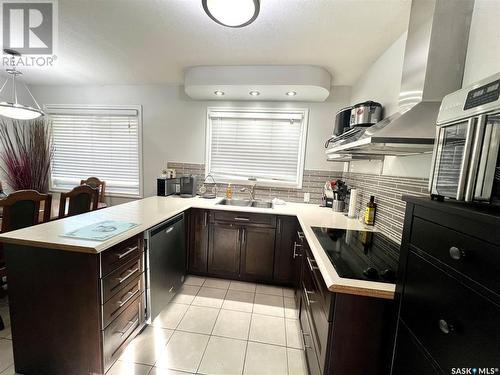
[46,105,142,197]
[206,108,308,188]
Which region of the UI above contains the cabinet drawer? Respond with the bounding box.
[102,274,144,328]
[103,292,144,372]
[401,251,500,371]
[392,321,442,375]
[411,217,500,295]
[304,246,332,320]
[301,275,329,373]
[212,210,276,227]
[300,292,322,375]
[102,256,143,303]
[101,236,142,277]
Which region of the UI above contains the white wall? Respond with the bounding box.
[463,0,500,86]
[346,31,434,178]
[350,32,407,117]
[30,84,350,200]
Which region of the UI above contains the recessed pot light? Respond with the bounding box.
[214,90,225,96]
[249,90,260,96]
[286,91,297,96]
[202,0,260,28]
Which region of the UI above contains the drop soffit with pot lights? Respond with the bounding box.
[0,49,44,120]
[184,65,331,102]
[202,0,260,28]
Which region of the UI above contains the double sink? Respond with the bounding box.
[217,198,273,209]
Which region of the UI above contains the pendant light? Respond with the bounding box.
[202,0,260,28]
[0,49,44,120]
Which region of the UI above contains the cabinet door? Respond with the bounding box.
[188,209,209,273]
[273,216,299,284]
[208,223,241,277]
[392,321,442,375]
[240,226,275,281]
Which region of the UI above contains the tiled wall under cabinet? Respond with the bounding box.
[167,162,429,244]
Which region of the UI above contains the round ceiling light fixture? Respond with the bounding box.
[214,90,225,96]
[286,91,297,96]
[202,0,260,28]
[249,90,260,96]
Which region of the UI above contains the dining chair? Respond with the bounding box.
[80,177,106,204]
[0,189,52,328]
[58,185,99,219]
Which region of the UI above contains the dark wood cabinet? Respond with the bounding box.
[203,210,277,282]
[208,222,241,277]
[298,235,393,375]
[240,226,275,281]
[273,216,299,284]
[188,209,209,273]
[392,197,500,374]
[5,235,146,375]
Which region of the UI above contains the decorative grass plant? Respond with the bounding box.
[0,118,53,193]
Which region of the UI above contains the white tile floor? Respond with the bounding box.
[0,277,308,375]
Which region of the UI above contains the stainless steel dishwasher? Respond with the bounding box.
[144,213,186,322]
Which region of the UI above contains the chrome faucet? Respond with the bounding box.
[240,183,257,201]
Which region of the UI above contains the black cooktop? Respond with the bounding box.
[311,227,400,283]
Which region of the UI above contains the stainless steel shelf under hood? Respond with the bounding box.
[326,102,440,156]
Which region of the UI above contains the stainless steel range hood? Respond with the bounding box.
[326,0,474,159]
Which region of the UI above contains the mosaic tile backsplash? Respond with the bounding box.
[167,162,429,244]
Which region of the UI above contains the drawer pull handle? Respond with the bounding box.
[307,257,319,272]
[438,319,454,334]
[293,242,302,259]
[303,286,316,306]
[117,267,139,284]
[117,318,139,336]
[116,245,138,259]
[234,217,250,221]
[449,246,465,260]
[300,330,312,350]
[117,288,140,308]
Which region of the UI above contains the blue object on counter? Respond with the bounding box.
[62,220,139,241]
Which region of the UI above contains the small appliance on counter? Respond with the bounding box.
[349,101,382,127]
[430,72,500,205]
[157,177,180,196]
[179,175,197,198]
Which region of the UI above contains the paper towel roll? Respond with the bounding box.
[348,189,358,218]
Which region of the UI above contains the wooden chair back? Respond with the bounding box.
[80,177,106,203]
[58,185,99,219]
[0,190,52,233]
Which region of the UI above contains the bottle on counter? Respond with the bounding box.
[226,183,233,199]
[364,195,377,226]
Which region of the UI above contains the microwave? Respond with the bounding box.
[430,72,500,204]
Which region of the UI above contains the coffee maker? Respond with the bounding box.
[179,176,197,197]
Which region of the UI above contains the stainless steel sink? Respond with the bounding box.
[217,198,273,209]
[250,201,273,208]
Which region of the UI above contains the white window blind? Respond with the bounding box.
[46,105,142,197]
[206,109,308,188]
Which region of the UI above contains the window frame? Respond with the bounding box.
[205,107,309,189]
[45,104,144,199]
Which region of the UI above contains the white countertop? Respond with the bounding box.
[0,196,396,299]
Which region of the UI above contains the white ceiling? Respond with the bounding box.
[19,0,411,86]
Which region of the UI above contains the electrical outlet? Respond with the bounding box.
[304,192,310,203]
